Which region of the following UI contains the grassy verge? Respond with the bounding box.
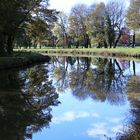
[0,52,50,70]
[15,47,140,59]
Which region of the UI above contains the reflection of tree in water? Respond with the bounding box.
[0,65,59,140]
[53,56,76,92]
[117,75,140,140]
[52,56,130,105]
[69,58,128,105]
[69,57,93,100]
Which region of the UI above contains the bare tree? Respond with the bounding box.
[105,0,125,48]
[52,12,68,47]
[58,12,68,46]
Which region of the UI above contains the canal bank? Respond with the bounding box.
[0,52,50,70]
[44,48,140,58]
[15,48,140,59]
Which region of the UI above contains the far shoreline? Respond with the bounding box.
[15,47,140,60]
[1,47,140,70]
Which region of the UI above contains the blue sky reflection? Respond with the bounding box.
[33,89,130,140]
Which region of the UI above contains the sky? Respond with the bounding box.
[49,0,130,13]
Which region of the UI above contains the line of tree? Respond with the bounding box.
[0,0,140,56]
[53,1,125,48]
[53,0,140,48]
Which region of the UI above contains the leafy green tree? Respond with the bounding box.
[105,13,115,48]
[0,0,58,56]
[52,0,125,49]
[105,1,125,48]
[87,2,106,48]
[126,0,140,47]
[135,32,140,44]
[68,4,90,48]
[14,27,32,49]
[26,18,53,48]
[126,0,140,29]
[68,15,80,47]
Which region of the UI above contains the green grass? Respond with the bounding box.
[14,47,140,58]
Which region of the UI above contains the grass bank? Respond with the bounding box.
[15,47,140,59]
[0,52,50,70]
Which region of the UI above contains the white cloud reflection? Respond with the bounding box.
[52,111,99,124]
[86,122,123,139]
[106,117,122,124]
[86,123,108,138]
[112,125,123,133]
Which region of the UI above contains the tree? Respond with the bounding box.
[52,12,69,47]
[126,0,140,28]
[105,12,115,48]
[86,2,107,48]
[105,1,125,48]
[85,1,125,48]
[14,27,32,49]
[26,18,53,48]
[0,0,58,56]
[68,4,90,48]
[68,15,80,47]
[126,0,140,47]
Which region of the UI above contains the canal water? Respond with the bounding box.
[0,56,140,140]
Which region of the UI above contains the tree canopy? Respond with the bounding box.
[0,0,58,56]
[1,0,140,52]
[52,1,126,48]
[126,0,140,31]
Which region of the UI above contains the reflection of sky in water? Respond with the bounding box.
[33,89,130,140]
[32,58,140,140]
[120,61,140,76]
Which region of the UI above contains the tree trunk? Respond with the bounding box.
[104,41,108,48]
[132,32,135,48]
[114,30,122,48]
[76,41,79,48]
[84,34,90,48]
[0,34,6,56]
[6,35,14,55]
[0,45,6,56]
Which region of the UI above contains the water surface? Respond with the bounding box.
[0,57,140,140]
